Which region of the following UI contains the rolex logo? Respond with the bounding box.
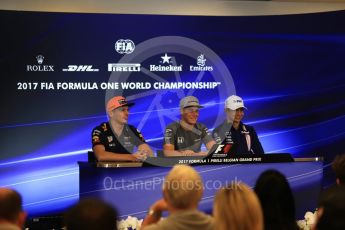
[36,55,44,64]
[27,55,54,72]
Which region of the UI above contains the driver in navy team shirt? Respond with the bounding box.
[91,96,153,162]
[212,95,264,155]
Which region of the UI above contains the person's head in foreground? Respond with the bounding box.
[314,185,345,230]
[224,95,247,125]
[179,96,203,126]
[141,165,213,230]
[107,96,134,125]
[214,182,263,230]
[163,164,204,210]
[254,169,298,230]
[0,187,27,230]
[331,153,345,185]
[64,198,118,230]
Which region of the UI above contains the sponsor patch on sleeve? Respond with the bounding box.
[204,127,212,136]
[92,136,100,144]
[137,129,145,141]
[165,128,173,137]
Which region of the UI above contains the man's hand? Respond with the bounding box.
[141,199,168,229]
[180,150,196,156]
[195,151,209,156]
[150,199,168,214]
[133,151,149,161]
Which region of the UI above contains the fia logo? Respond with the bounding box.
[177,137,184,144]
[115,39,135,54]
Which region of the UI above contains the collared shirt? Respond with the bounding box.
[144,209,214,230]
[164,122,213,152]
[212,121,264,155]
[0,223,21,230]
[92,122,145,154]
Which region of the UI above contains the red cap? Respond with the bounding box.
[106,96,134,112]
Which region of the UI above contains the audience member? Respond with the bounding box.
[254,170,298,230]
[64,198,118,230]
[141,165,214,230]
[331,153,345,185]
[0,188,27,230]
[213,182,263,230]
[314,185,345,230]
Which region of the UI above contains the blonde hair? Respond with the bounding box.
[163,165,203,209]
[213,183,263,230]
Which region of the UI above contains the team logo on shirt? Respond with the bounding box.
[123,136,132,147]
[204,127,212,136]
[225,131,233,143]
[107,136,113,142]
[177,137,184,144]
[102,123,108,131]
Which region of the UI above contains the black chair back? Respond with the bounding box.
[88,151,97,162]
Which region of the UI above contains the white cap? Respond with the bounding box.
[225,95,247,110]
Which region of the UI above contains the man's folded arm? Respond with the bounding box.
[93,144,138,162]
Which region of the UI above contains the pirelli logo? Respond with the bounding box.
[108,63,141,72]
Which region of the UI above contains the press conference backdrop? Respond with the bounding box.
[1,9,345,217]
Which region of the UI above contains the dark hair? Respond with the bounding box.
[254,170,298,230]
[64,198,118,230]
[332,154,345,184]
[317,185,345,230]
[0,188,23,222]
